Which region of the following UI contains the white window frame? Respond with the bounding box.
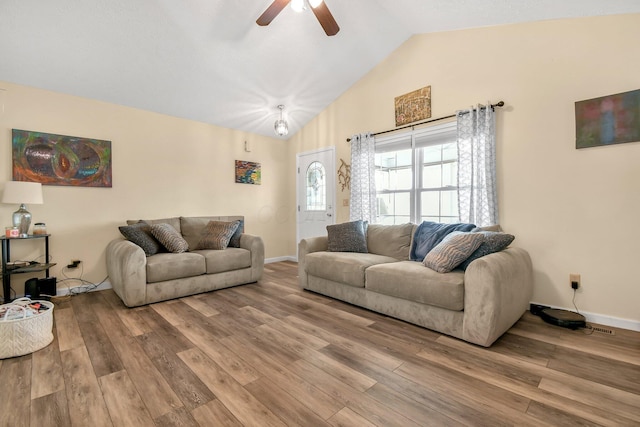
[375,121,458,224]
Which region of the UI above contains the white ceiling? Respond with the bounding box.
[1,1,639,138]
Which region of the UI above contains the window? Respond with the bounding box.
[306,161,326,211]
[375,122,458,224]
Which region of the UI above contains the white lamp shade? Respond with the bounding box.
[1,181,44,205]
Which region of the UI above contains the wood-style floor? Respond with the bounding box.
[1,261,638,426]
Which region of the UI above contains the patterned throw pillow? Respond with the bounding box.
[197,220,240,250]
[327,220,368,253]
[459,231,515,270]
[118,221,163,256]
[228,219,244,248]
[423,231,484,273]
[150,223,189,253]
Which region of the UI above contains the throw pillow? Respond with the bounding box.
[228,218,244,248]
[459,231,515,270]
[196,220,240,250]
[423,231,484,273]
[410,221,476,261]
[118,221,163,256]
[327,220,368,253]
[150,223,189,253]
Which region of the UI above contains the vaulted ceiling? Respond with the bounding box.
[2,1,639,138]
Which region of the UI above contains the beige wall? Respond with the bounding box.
[0,83,292,296]
[290,14,640,324]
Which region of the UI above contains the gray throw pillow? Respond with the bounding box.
[118,221,163,256]
[459,231,515,270]
[228,219,244,248]
[150,223,189,253]
[327,220,368,253]
[423,231,484,273]
[196,220,240,250]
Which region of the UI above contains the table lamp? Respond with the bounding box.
[1,181,44,237]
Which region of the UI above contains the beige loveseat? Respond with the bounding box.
[106,216,264,307]
[298,223,533,347]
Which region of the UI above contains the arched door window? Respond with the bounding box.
[306,161,326,211]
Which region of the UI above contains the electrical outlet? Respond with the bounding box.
[67,259,81,269]
[570,273,581,290]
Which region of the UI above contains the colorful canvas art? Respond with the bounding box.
[395,86,431,127]
[235,160,261,185]
[575,89,640,149]
[12,129,112,187]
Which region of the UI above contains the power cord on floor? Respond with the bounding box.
[56,262,108,296]
[572,288,595,335]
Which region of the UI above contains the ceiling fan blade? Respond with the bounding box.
[256,0,291,26]
[311,1,340,36]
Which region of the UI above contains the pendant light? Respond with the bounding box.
[274,105,289,137]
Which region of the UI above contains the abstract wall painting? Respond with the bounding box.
[235,160,261,185]
[395,85,431,127]
[12,129,112,187]
[575,89,640,149]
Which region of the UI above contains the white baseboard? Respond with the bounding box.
[530,301,640,332]
[56,280,113,296]
[265,256,297,264]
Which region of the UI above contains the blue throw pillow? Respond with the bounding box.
[410,221,476,261]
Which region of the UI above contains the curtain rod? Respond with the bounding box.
[346,101,505,142]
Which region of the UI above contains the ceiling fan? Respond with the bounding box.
[256,0,340,36]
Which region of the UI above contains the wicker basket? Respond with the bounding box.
[0,298,54,359]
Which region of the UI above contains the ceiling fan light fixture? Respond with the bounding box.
[309,0,323,8]
[274,105,289,137]
[291,0,305,13]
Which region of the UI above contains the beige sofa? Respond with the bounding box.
[298,223,533,347]
[106,216,264,307]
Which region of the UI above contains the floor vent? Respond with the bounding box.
[591,326,615,335]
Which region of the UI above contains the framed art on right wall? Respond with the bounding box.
[575,89,640,149]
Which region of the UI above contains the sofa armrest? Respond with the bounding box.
[298,236,328,289]
[106,238,148,307]
[462,247,533,347]
[239,234,264,282]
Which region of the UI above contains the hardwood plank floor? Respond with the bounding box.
[0,261,638,426]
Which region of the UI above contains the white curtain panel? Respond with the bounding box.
[457,104,498,227]
[349,133,377,223]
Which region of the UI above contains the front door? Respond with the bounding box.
[296,147,336,253]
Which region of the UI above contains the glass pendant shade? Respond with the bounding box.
[274,105,289,137]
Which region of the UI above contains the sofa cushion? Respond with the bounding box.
[423,231,484,273]
[127,217,181,234]
[304,251,398,288]
[196,220,240,250]
[365,261,465,311]
[180,216,244,251]
[151,223,189,253]
[192,248,251,274]
[327,220,368,253]
[459,231,515,270]
[367,223,415,260]
[146,252,206,283]
[118,221,163,256]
